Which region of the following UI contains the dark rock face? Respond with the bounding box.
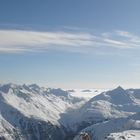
[19,119,66,140]
[0,113,67,140]
[1,118,67,140]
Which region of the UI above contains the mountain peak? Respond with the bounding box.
[115,86,124,90]
[29,84,40,89]
[112,86,125,93]
[0,83,17,93]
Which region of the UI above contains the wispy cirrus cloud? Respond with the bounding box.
[0,29,95,53]
[0,29,140,53]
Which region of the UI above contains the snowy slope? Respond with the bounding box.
[71,86,140,127]
[0,114,19,140]
[107,130,140,140]
[1,84,140,140]
[73,86,140,140]
[73,112,140,140]
[0,83,85,125]
[0,83,86,140]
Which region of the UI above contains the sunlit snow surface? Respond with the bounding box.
[107,130,140,140]
[73,87,140,140]
[1,84,140,140]
[0,84,105,127]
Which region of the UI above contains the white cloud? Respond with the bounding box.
[0,30,95,53]
[0,29,140,53]
[115,30,134,38]
[103,38,129,48]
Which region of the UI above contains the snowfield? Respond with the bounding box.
[0,84,88,125]
[0,83,104,139]
[0,83,140,140]
[74,112,140,140]
[107,130,140,140]
[73,86,140,140]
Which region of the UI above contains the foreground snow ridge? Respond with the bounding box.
[0,83,140,140]
[107,130,140,140]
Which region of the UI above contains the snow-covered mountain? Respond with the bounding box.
[106,130,140,140]
[0,83,87,140]
[73,112,140,140]
[0,84,86,124]
[0,84,140,140]
[73,86,140,140]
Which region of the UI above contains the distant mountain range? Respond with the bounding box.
[73,86,140,140]
[0,83,140,140]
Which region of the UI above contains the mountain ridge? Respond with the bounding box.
[0,83,140,140]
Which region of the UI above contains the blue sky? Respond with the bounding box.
[0,0,140,88]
